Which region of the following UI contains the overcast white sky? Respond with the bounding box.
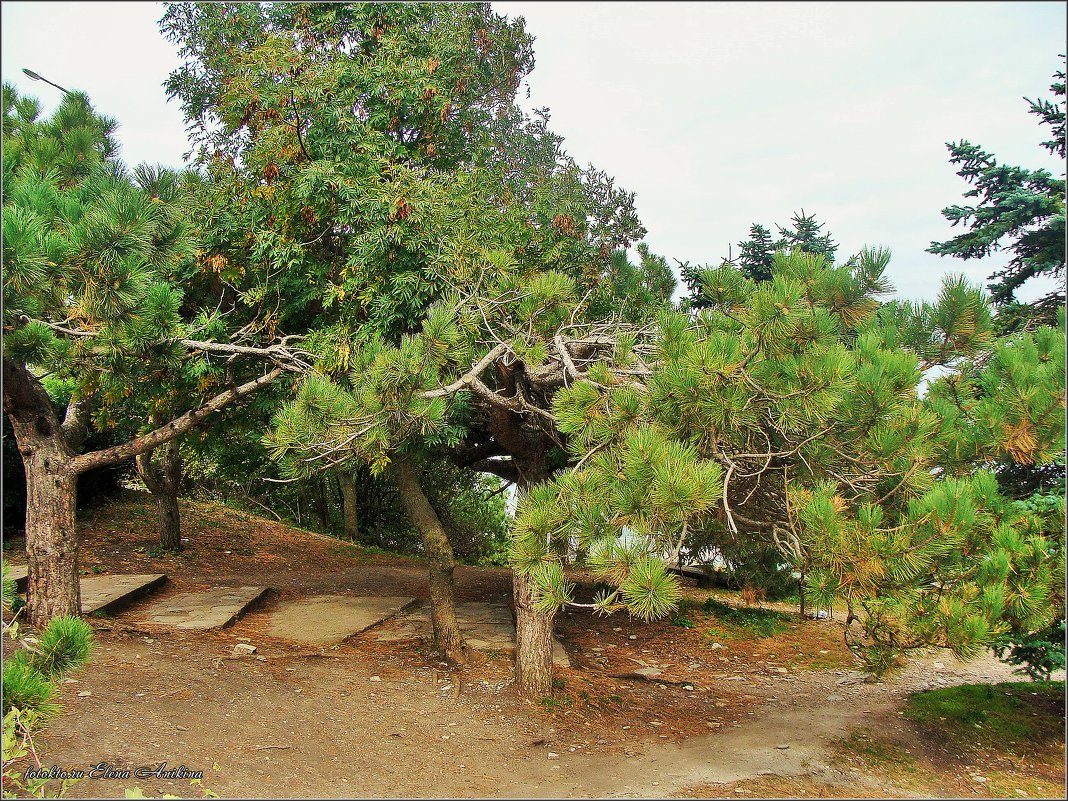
[2,1,1065,302]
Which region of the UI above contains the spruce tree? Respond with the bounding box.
[928,61,1066,333]
[683,210,841,305]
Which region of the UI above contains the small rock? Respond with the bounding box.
[973,777,988,783]
[757,770,773,776]
[933,661,945,669]
[650,721,663,727]
[709,643,722,650]
[612,627,622,632]
[628,635,637,640]
[773,667,788,674]
[255,656,267,662]
[77,691,92,698]
[176,725,188,731]
[826,694,844,702]
[775,743,790,750]
[232,643,256,656]
[369,675,383,682]
[547,752,559,760]
[633,667,663,679]
[63,678,78,684]
[734,788,750,795]
[818,649,829,654]
[683,684,695,691]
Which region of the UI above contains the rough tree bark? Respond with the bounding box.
[512,465,556,697]
[337,470,359,541]
[2,356,282,626]
[392,454,466,664]
[136,434,184,551]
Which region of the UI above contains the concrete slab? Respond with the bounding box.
[4,563,28,592]
[82,574,167,616]
[267,595,417,645]
[375,601,571,667]
[2,568,166,614]
[137,586,268,630]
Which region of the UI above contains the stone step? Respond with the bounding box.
[1,567,166,616]
[82,574,168,616]
[4,563,28,592]
[267,595,418,645]
[135,585,269,630]
[375,600,571,667]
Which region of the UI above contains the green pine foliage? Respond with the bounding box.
[30,616,95,680]
[1,652,59,720]
[2,83,196,426]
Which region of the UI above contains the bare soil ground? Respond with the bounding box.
[2,492,1064,799]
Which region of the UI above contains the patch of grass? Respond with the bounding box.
[539,693,572,711]
[701,597,792,640]
[671,610,696,628]
[904,681,1066,755]
[835,728,925,790]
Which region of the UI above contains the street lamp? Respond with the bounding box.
[22,68,71,95]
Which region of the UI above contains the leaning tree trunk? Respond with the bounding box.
[337,471,360,541]
[392,455,466,664]
[136,433,184,551]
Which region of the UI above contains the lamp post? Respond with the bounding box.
[22,68,71,95]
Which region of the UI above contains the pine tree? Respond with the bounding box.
[928,61,1066,333]
[264,248,1063,688]
[1,86,299,625]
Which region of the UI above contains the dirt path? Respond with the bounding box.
[6,493,1063,798]
[37,626,1029,799]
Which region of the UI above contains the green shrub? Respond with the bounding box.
[1,652,59,719]
[33,616,95,679]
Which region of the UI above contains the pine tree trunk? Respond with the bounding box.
[512,459,556,697]
[4,357,281,627]
[392,455,466,664]
[136,436,184,551]
[316,474,330,531]
[338,471,359,541]
[2,358,82,626]
[24,447,81,626]
[513,567,554,696]
[156,491,181,551]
